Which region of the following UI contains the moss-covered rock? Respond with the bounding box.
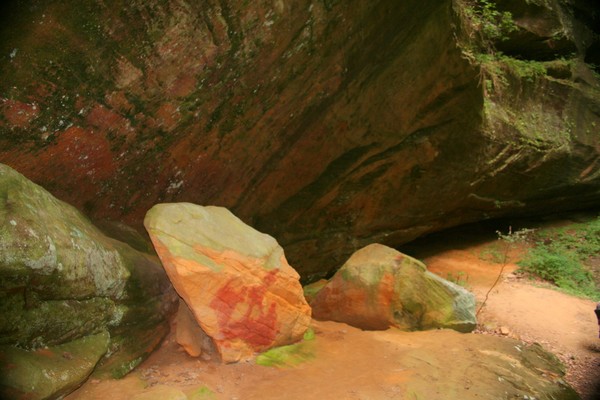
[0,164,177,395]
[302,279,328,303]
[311,244,477,332]
[0,331,110,400]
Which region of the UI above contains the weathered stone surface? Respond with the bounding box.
[0,164,177,387]
[0,0,598,281]
[175,299,215,358]
[311,244,477,332]
[0,331,110,400]
[144,203,311,363]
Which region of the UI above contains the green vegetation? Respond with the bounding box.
[483,101,574,149]
[302,279,327,302]
[446,271,470,287]
[188,386,216,400]
[256,328,316,367]
[303,327,316,341]
[461,0,517,43]
[479,242,505,263]
[516,217,600,298]
[456,0,576,97]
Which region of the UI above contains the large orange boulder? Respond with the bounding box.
[310,243,477,332]
[144,203,311,363]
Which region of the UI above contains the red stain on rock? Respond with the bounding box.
[210,273,279,349]
[377,272,395,311]
[0,126,118,212]
[0,99,39,128]
[85,104,134,142]
[45,126,116,181]
[264,269,279,286]
[105,91,135,115]
[312,267,395,330]
[155,103,180,132]
[167,73,197,98]
[34,348,56,358]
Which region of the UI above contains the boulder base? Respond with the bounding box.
[175,299,215,358]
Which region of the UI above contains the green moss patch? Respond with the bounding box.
[256,329,316,368]
[0,331,109,400]
[188,386,216,400]
[302,279,328,302]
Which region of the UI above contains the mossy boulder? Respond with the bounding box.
[0,331,110,400]
[0,164,177,395]
[311,244,477,332]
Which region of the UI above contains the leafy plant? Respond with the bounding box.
[460,0,517,45]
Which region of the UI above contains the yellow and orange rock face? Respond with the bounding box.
[311,244,477,332]
[144,203,311,363]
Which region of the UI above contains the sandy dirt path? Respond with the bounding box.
[419,231,600,399]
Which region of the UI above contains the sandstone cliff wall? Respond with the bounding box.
[1,0,598,279]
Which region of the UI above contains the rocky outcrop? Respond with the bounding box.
[0,164,177,397]
[0,332,110,400]
[310,244,477,332]
[144,203,311,363]
[0,0,598,280]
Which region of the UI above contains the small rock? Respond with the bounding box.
[500,326,511,336]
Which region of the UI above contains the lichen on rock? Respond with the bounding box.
[0,331,110,400]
